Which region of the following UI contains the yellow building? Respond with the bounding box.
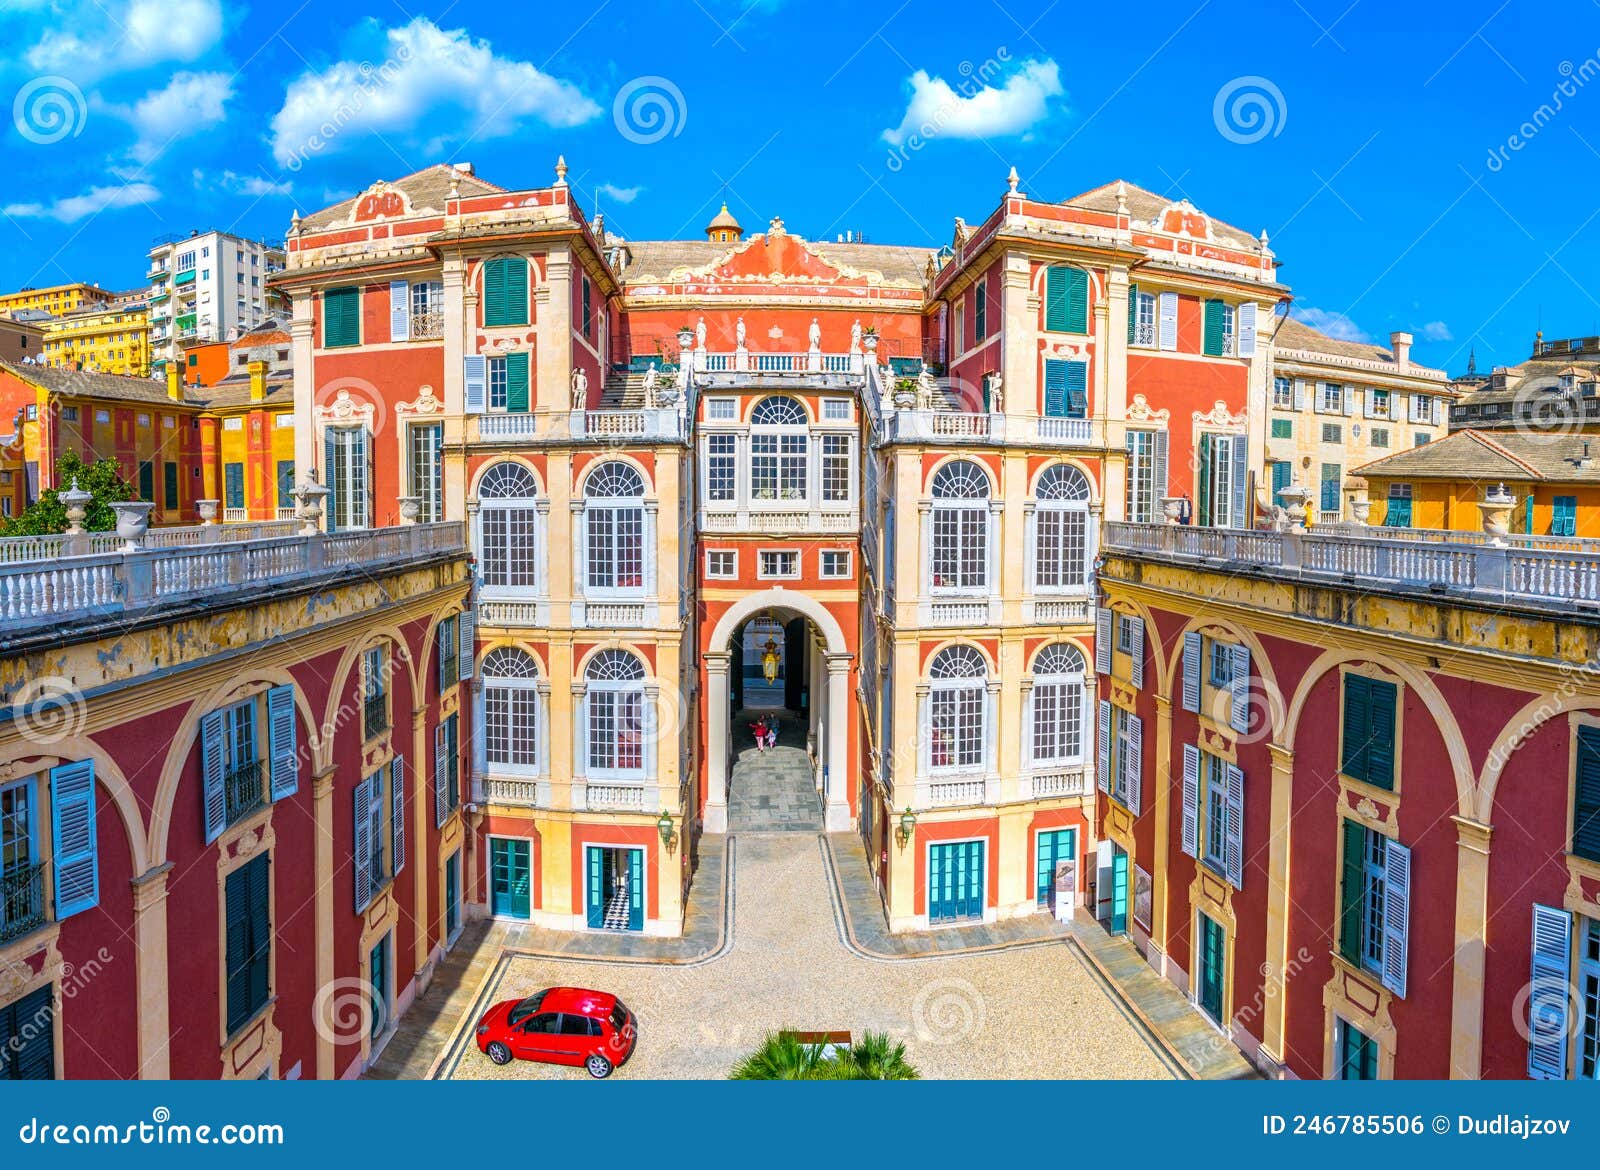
[41,303,152,377]
[0,282,115,317]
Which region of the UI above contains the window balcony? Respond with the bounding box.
[0,862,46,943]
[580,782,653,812]
[484,774,545,807]
[571,600,652,629]
[1023,767,1090,800]
[698,505,857,534]
[468,409,683,445]
[225,760,266,825]
[1024,595,1091,625]
[409,310,444,340]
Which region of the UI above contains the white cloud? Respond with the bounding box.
[1420,320,1453,342]
[269,17,600,167]
[1292,306,1370,343]
[597,183,641,204]
[111,72,232,163]
[196,169,292,198]
[882,58,1063,146]
[26,0,224,77]
[3,182,160,223]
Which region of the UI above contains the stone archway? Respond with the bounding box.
[704,588,852,834]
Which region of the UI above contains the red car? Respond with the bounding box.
[475,987,637,1078]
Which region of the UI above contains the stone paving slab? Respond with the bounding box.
[727,710,823,832]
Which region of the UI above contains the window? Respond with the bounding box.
[482,257,529,327]
[928,646,987,772]
[1044,266,1088,333]
[1411,394,1435,424]
[1553,496,1578,537]
[1319,463,1342,514]
[1319,382,1345,413]
[1207,638,1234,687]
[1574,726,1600,864]
[1201,751,1229,869]
[1337,818,1409,995]
[820,550,852,578]
[705,550,736,579]
[210,698,263,831]
[584,463,646,592]
[354,756,403,911]
[324,427,369,530]
[581,276,593,337]
[322,287,359,348]
[363,646,387,739]
[1370,427,1390,449]
[822,399,850,421]
[224,854,270,1034]
[1125,430,1167,524]
[408,423,443,523]
[1116,615,1136,654]
[750,396,808,502]
[1197,433,1244,527]
[478,462,541,593]
[1341,674,1397,789]
[438,615,459,691]
[1321,423,1342,444]
[1202,300,1235,356]
[821,434,852,502]
[61,406,78,422]
[1582,917,1600,1078]
[487,356,508,410]
[1414,434,1430,447]
[585,651,646,777]
[758,550,799,579]
[1043,359,1088,418]
[1270,418,1292,439]
[973,281,987,342]
[1,778,43,940]
[163,462,179,509]
[1272,376,1293,408]
[1033,465,1090,592]
[1369,388,1390,418]
[1335,1017,1379,1079]
[1030,644,1085,766]
[483,648,540,772]
[706,398,736,421]
[1104,704,1141,808]
[929,461,990,592]
[705,434,736,501]
[1383,483,1412,527]
[1132,290,1157,347]
[0,984,52,1079]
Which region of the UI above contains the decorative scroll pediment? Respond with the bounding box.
[1126,393,1170,423]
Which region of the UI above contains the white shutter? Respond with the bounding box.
[1158,292,1179,351]
[1153,430,1169,501]
[1124,713,1143,815]
[1094,606,1113,675]
[1229,435,1248,528]
[1343,385,1357,416]
[390,755,405,876]
[433,723,448,828]
[1528,904,1574,1079]
[464,355,487,414]
[1237,302,1257,357]
[1293,379,1307,411]
[1381,839,1411,997]
[1097,700,1111,794]
[457,609,475,680]
[200,709,226,844]
[1128,616,1144,689]
[389,281,410,343]
[1181,631,1202,713]
[1224,762,1244,889]
[353,777,372,912]
[1364,389,1378,420]
[1181,744,1200,858]
[1228,643,1251,733]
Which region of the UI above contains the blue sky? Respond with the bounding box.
[3,0,1599,372]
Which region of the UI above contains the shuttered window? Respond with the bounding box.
[1043,359,1087,418]
[224,854,270,1034]
[482,257,529,327]
[322,287,360,348]
[504,351,530,413]
[0,985,53,1079]
[1044,266,1088,333]
[1202,299,1234,356]
[1574,726,1600,862]
[973,281,987,342]
[1337,818,1410,995]
[1553,496,1578,538]
[1336,1017,1379,1079]
[1341,674,1397,790]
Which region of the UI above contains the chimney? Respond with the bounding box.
[1390,331,1412,371]
[165,361,181,401]
[248,359,267,402]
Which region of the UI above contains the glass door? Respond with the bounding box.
[1198,913,1226,1023]
[489,838,530,919]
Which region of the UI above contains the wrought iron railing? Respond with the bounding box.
[0,862,46,942]
[364,693,388,739]
[224,761,266,825]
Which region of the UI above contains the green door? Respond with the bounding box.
[1198,913,1226,1022]
[368,934,388,1039]
[444,851,460,938]
[1035,828,1077,907]
[585,846,605,929]
[1110,849,1129,933]
[490,838,530,919]
[1196,434,1213,526]
[929,840,985,924]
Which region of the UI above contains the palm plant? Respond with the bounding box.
[836,1031,920,1080]
[728,1032,826,1080]
[728,1030,920,1080]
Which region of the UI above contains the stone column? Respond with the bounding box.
[1259,742,1296,1072]
[703,653,730,832]
[290,296,316,482]
[131,862,173,1079]
[411,703,431,976]
[311,763,337,1081]
[1149,694,1174,966]
[824,653,853,831]
[1449,816,1494,1079]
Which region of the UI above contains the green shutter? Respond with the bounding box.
[1575,727,1600,862]
[1043,359,1068,417]
[1045,266,1087,333]
[323,287,359,348]
[1339,820,1366,963]
[1127,283,1138,343]
[1341,675,1370,782]
[1065,361,1087,417]
[1203,299,1225,356]
[1366,679,1397,789]
[483,258,528,327]
[505,351,530,413]
[1065,268,1087,332]
[163,462,179,508]
[1045,266,1067,331]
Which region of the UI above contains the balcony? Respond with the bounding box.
[879,409,1098,448]
[484,775,543,806]
[1023,767,1090,800]
[699,505,857,535]
[583,783,651,812]
[409,310,444,340]
[478,598,551,628]
[1024,595,1091,625]
[469,409,684,445]
[572,600,651,628]
[225,760,266,825]
[0,862,46,943]
[928,778,988,807]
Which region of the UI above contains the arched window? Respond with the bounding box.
[929,461,991,592]
[928,645,988,772]
[583,463,646,592]
[478,462,541,593]
[750,396,808,502]
[1030,643,1086,766]
[483,647,540,772]
[1033,464,1092,592]
[584,650,646,776]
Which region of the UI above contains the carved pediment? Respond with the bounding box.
[348,181,421,225]
[1126,393,1170,424]
[1154,199,1212,241]
[1193,399,1246,429]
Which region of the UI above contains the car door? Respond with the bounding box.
[515,1011,562,1061]
[551,1013,598,1065]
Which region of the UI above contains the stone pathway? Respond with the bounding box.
[727,709,822,832]
[364,919,507,1079]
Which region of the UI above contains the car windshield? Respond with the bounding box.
[507,991,548,1027]
[609,1003,630,1030]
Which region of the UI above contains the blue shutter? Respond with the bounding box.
[1181,631,1202,713]
[1064,268,1087,332]
[1576,727,1600,861]
[437,615,454,693]
[504,351,530,413]
[1127,283,1138,343]
[458,610,476,680]
[1127,615,1144,689]
[1367,679,1397,789]
[1529,904,1573,1079]
[1157,292,1178,351]
[1124,713,1143,816]
[390,755,405,876]
[1228,643,1251,733]
[1229,435,1248,527]
[1203,300,1225,356]
[1381,839,1410,996]
[201,708,226,843]
[322,431,336,531]
[1096,700,1111,794]
[586,847,605,929]
[1094,606,1113,674]
[1224,762,1244,889]
[49,760,98,918]
[1044,359,1069,418]
[1064,360,1087,418]
[353,778,372,912]
[266,684,298,800]
[464,355,487,414]
[1553,496,1578,537]
[1181,744,1200,858]
[1237,301,1257,356]
[1044,267,1068,331]
[434,722,448,828]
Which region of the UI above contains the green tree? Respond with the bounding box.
[0,451,135,537]
[728,1032,827,1080]
[728,1031,920,1080]
[833,1032,920,1080]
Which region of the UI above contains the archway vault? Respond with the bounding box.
[707,587,849,657]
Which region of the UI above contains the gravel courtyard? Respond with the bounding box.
[444,832,1175,1080]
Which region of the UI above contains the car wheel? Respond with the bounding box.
[486,1041,513,1066]
[585,1054,613,1079]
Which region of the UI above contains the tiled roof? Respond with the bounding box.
[0,359,182,405]
[298,164,504,231]
[193,376,293,410]
[616,237,931,285]
[1064,180,1259,249]
[1354,428,1600,483]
